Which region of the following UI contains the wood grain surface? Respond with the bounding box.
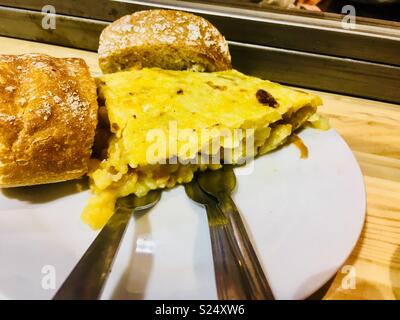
[1,36,399,300]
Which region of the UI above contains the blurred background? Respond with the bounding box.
[179,0,400,22]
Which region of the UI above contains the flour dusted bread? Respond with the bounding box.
[0,54,98,187]
[98,9,232,73]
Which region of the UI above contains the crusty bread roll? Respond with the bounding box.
[98,9,232,73]
[0,54,98,187]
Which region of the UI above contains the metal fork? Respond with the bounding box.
[185,179,250,300]
[53,190,161,300]
[198,166,275,300]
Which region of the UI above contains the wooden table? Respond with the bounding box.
[2,36,399,300]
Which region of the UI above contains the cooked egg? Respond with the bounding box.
[82,68,322,229]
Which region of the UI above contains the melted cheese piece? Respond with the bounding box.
[83,68,322,229]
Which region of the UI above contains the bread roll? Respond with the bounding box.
[98,9,232,73]
[0,54,98,187]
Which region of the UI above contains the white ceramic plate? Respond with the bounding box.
[0,128,365,300]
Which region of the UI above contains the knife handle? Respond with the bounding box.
[217,193,275,300]
[53,206,132,300]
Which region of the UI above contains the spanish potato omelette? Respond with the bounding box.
[83,68,322,229]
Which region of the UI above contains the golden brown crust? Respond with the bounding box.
[0,54,98,187]
[98,9,232,73]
